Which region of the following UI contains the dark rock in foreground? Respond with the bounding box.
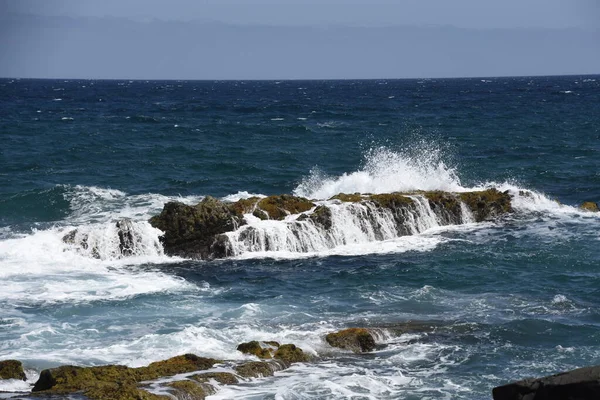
[0,359,26,381]
[493,365,600,400]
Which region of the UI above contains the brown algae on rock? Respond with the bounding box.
[325,328,377,353]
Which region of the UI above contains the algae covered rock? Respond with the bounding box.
[137,354,219,380]
[367,193,414,209]
[237,341,276,359]
[189,372,239,385]
[326,328,376,353]
[255,195,314,220]
[273,344,310,363]
[149,197,244,259]
[0,359,26,381]
[329,193,364,202]
[458,188,512,222]
[32,354,219,400]
[167,379,214,400]
[581,201,599,212]
[234,361,276,378]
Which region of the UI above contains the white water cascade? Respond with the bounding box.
[225,195,475,256]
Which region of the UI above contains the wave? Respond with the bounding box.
[294,145,463,200]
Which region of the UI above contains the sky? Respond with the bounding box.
[1,0,599,79]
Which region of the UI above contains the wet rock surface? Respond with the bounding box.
[0,359,26,381]
[580,201,599,212]
[493,365,600,400]
[149,189,514,260]
[325,328,377,353]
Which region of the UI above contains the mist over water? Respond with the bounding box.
[1,76,599,398]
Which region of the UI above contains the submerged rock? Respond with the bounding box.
[325,328,377,353]
[0,359,26,381]
[189,372,239,385]
[234,361,282,378]
[166,379,214,400]
[581,201,599,212]
[492,365,600,400]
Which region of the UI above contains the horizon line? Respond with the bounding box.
[1,73,599,82]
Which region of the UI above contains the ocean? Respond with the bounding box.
[1,76,599,399]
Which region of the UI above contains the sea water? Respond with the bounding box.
[1,77,599,398]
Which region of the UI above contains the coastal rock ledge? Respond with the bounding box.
[149,189,513,260]
[493,365,600,400]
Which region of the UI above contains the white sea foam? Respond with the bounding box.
[220,191,266,202]
[62,184,203,224]
[0,185,206,306]
[0,225,192,306]
[294,145,463,200]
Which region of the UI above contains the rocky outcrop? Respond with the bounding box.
[492,365,600,400]
[581,201,599,212]
[237,341,309,364]
[25,341,312,399]
[149,189,513,260]
[325,328,377,353]
[32,354,219,399]
[0,359,26,381]
[149,197,246,259]
[237,340,278,359]
[458,189,513,221]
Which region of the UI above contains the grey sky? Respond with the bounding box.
[4,0,600,29]
[1,0,599,79]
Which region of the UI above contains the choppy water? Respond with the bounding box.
[1,76,599,399]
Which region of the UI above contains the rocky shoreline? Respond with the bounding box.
[0,326,418,399]
[4,326,600,399]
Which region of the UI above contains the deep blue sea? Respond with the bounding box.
[1,76,599,399]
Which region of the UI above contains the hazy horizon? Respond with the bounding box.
[1,1,599,80]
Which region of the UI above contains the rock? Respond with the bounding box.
[136,354,219,380]
[273,344,310,363]
[458,188,512,222]
[237,341,276,359]
[167,380,214,400]
[255,195,314,220]
[329,193,364,202]
[189,372,239,385]
[422,191,464,224]
[492,365,600,400]
[234,361,276,378]
[149,189,513,260]
[116,218,137,256]
[32,354,219,399]
[367,193,414,209]
[228,197,261,215]
[301,205,332,230]
[0,359,26,381]
[325,328,377,353]
[149,197,245,259]
[581,201,599,212]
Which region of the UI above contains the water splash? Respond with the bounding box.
[294,144,463,200]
